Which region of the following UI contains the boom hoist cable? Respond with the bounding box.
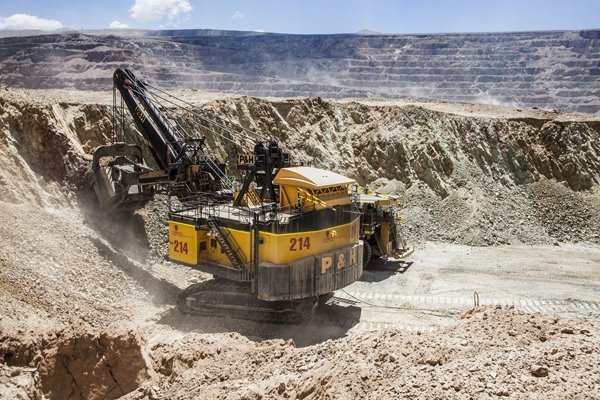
[106,69,299,215]
[123,83,264,199]
[111,74,237,183]
[114,68,248,170]
[127,83,259,152]
[122,86,262,195]
[99,69,243,210]
[143,82,277,144]
[128,83,299,208]
[113,69,190,170]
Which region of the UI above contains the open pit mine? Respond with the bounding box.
[0,29,599,400]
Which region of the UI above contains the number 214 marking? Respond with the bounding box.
[289,237,310,251]
[173,240,188,254]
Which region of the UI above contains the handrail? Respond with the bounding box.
[207,215,248,268]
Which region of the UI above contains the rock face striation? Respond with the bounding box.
[0,29,599,112]
[1,326,149,400]
[0,89,598,246]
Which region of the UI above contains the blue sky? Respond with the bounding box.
[0,0,598,34]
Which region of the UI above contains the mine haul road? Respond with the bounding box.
[327,242,600,334]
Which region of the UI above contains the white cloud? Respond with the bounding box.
[109,21,130,29]
[0,13,63,31]
[130,0,192,22]
[232,11,244,20]
[254,29,264,33]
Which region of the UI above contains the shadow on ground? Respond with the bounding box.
[156,301,362,347]
[361,260,414,283]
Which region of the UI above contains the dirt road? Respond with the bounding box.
[335,242,600,333]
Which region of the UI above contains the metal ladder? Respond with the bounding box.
[246,187,261,206]
[373,228,386,256]
[206,216,247,269]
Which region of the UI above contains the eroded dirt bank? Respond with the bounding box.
[0,88,599,399]
[1,325,148,399]
[2,307,599,399]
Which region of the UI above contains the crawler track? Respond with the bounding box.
[177,279,317,324]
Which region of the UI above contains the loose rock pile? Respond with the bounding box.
[120,307,598,400]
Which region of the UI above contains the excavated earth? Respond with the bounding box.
[0,88,599,399]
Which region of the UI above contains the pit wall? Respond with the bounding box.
[1,90,598,244]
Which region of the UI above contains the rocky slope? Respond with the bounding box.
[193,96,600,244]
[1,88,599,246]
[0,29,599,113]
[0,89,599,398]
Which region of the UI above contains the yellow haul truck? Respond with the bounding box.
[355,190,412,266]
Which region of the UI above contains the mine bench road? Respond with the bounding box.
[320,242,600,333]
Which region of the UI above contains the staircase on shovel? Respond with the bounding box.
[206,216,248,270]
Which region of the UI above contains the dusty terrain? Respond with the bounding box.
[0,88,599,399]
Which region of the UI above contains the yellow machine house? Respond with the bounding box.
[169,166,363,302]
